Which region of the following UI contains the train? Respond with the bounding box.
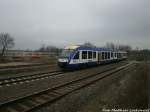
[58,45,127,70]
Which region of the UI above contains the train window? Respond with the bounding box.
[88,51,92,59]
[102,52,105,60]
[82,51,87,59]
[108,52,110,59]
[115,53,117,57]
[105,52,107,59]
[73,51,79,59]
[93,52,96,59]
[111,52,113,57]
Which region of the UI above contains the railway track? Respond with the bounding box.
[0,63,58,79]
[0,63,52,69]
[0,70,64,87]
[0,62,134,112]
[0,61,57,69]
[0,61,127,87]
[0,63,56,73]
[0,68,59,80]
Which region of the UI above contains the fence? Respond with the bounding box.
[0,50,60,57]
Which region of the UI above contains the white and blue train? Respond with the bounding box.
[58,45,127,70]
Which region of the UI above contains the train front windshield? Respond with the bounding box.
[60,49,74,58]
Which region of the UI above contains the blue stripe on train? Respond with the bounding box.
[66,60,113,70]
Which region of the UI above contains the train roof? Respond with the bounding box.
[64,45,127,53]
[76,46,113,51]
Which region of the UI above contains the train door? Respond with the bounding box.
[72,51,80,64]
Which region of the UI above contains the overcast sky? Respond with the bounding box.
[0,0,150,50]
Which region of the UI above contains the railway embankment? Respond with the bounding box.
[0,61,148,112]
[33,62,148,112]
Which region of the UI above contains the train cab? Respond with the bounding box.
[58,45,79,68]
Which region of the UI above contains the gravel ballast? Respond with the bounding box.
[34,63,148,112]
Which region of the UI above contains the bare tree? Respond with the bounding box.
[106,42,116,49]
[83,42,96,48]
[118,44,132,52]
[46,46,62,53]
[37,44,62,56]
[0,33,14,56]
[38,44,46,52]
[105,42,132,52]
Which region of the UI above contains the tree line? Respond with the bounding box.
[0,33,150,61]
[37,44,62,55]
[84,42,150,61]
[105,42,132,52]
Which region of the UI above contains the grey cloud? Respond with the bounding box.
[0,0,150,49]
